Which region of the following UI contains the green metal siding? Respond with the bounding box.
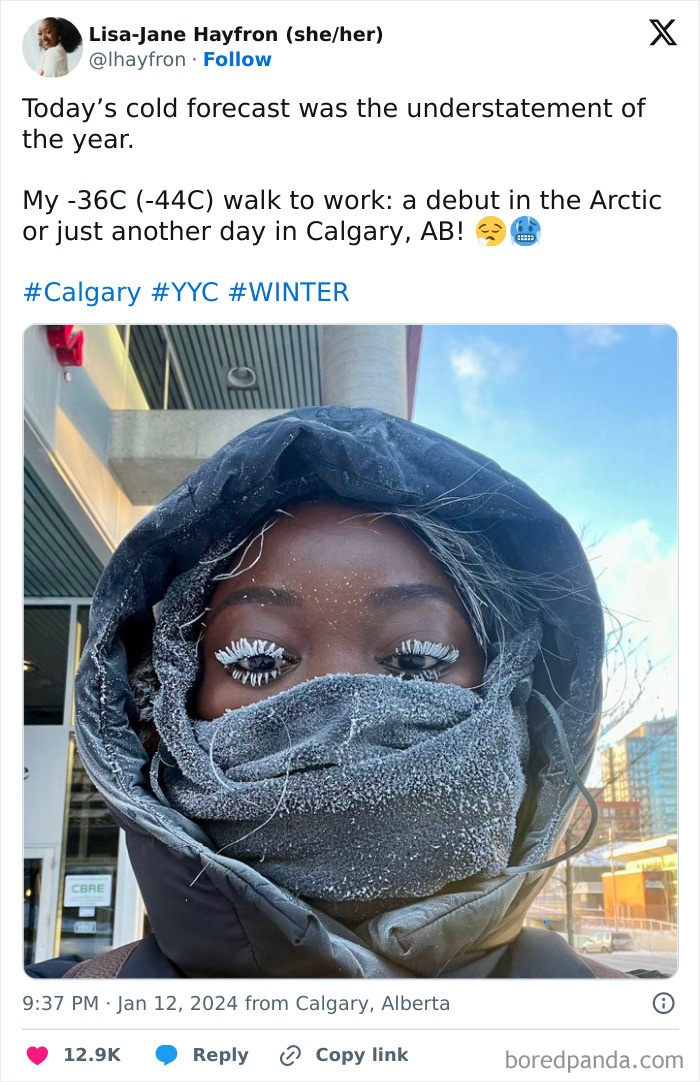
[24,464,104,597]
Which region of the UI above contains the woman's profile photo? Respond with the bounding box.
[23,17,82,77]
[25,405,637,981]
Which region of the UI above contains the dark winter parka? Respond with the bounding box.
[32,408,613,978]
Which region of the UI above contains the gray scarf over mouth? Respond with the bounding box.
[151,601,541,919]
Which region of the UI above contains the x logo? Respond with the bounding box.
[649,18,677,45]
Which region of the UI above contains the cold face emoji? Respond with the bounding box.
[476,216,506,246]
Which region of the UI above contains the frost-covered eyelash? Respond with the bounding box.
[214,638,287,688]
[213,636,459,688]
[215,637,286,665]
[230,670,278,688]
[391,639,460,681]
[397,639,459,663]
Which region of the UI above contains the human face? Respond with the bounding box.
[196,502,485,719]
[38,19,59,49]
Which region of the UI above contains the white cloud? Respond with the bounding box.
[566,325,624,349]
[448,336,521,419]
[450,349,487,385]
[445,338,544,476]
[449,337,520,381]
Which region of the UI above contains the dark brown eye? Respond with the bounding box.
[379,639,460,681]
[214,638,298,688]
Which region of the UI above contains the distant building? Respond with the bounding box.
[599,717,677,838]
[612,834,677,923]
[574,787,642,848]
[602,865,674,924]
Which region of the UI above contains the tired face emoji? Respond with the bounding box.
[476,216,506,246]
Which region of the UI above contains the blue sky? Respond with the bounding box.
[415,325,677,545]
[414,325,678,732]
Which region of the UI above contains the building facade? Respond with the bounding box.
[599,717,678,838]
[575,787,642,849]
[24,323,421,965]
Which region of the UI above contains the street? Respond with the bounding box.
[580,950,677,976]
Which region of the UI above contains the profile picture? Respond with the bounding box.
[23,17,83,77]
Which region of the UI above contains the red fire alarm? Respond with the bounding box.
[47,325,84,367]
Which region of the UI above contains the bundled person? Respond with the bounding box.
[30,407,627,979]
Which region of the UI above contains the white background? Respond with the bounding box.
[1,2,697,1080]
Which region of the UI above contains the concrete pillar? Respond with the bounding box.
[110,409,286,504]
[320,326,408,418]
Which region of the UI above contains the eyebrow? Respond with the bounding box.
[208,582,467,624]
[366,583,467,617]
[209,586,303,622]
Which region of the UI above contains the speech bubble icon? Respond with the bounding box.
[155,1045,178,1066]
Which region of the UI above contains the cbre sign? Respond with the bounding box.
[63,874,112,908]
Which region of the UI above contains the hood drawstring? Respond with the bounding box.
[504,688,599,875]
[149,744,177,809]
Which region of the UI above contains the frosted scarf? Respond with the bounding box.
[150,616,540,916]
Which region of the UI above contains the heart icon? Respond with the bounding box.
[27,1047,48,1066]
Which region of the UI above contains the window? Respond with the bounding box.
[24,606,71,724]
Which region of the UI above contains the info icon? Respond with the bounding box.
[510,216,541,246]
